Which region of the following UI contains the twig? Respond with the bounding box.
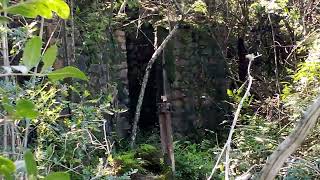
[118,0,128,15]
[39,17,45,40]
[1,0,9,155]
[0,73,47,77]
[207,53,260,180]
[102,121,112,154]
[4,116,8,153]
[23,119,30,149]
[42,19,61,56]
[130,24,179,148]
[11,122,16,156]
[284,30,319,63]
[268,13,280,93]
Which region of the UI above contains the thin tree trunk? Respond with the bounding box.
[208,54,259,180]
[130,24,179,148]
[1,0,9,154]
[259,96,320,180]
[23,119,30,149]
[70,0,76,65]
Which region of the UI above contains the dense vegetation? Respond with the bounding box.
[0,0,320,179]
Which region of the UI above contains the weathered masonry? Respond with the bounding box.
[113,24,229,137]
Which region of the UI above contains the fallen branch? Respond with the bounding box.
[130,24,179,148]
[207,53,260,180]
[259,96,320,179]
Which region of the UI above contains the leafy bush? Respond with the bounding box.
[0,150,70,180]
[174,141,217,179]
[114,144,164,175]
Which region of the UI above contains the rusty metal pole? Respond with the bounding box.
[158,43,175,175]
[159,96,175,173]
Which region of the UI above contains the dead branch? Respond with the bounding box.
[259,96,320,180]
[118,0,128,15]
[208,53,260,180]
[130,24,179,148]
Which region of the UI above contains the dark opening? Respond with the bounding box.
[126,24,159,130]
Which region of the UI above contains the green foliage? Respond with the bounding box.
[115,152,145,174]
[0,16,10,23]
[41,45,58,73]
[0,156,15,180]
[114,144,164,175]
[47,66,88,81]
[1,98,39,119]
[136,144,158,156]
[284,159,319,180]
[16,99,39,119]
[3,0,70,19]
[1,31,87,82]
[234,116,279,161]
[22,36,42,71]
[44,172,70,180]
[191,0,208,14]
[227,87,253,108]
[24,150,38,180]
[0,151,70,180]
[174,141,216,179]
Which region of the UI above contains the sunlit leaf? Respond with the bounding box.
[24,150,38,180]
[22,36,42,70]
[4,0,69,19]
[16,99,38,119]
[44,172,70,180]
[41,44,58,73]
[44,0,70,19]
[0,156,16,180]
[34,2,53,19]
[5,3,38,18]
[0,16,11,23]
[48,66,88,81]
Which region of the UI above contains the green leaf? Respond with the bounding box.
[41,44,58,73]
[24,150,38,180]
[0,156,16,180]
[48,66,88,81]
[0,16,11,23]
[4,0,69,19]
[34,2,53,19]
[44,172,70,180]
[1,0,9,7]
[16,99,39,119]
[5,3,38,18]
[44,0,70,19]
[1,97,15,115]
[226,89,233,97]
[22,36,42,70]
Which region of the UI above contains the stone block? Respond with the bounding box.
[115,30,125,37]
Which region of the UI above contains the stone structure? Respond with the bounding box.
[73,23,229,137]
[116,25,229,136]
[167,28,229,135]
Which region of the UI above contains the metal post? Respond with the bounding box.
[158,96,175,173]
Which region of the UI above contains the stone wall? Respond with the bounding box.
[167,28,229,135]
[112,26,229,136]
[78,24,229,138]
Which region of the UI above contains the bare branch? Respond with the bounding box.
[130,24,179,148]
[208,53,261,180]
[259,95,320,179]
[118,0,128,15]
